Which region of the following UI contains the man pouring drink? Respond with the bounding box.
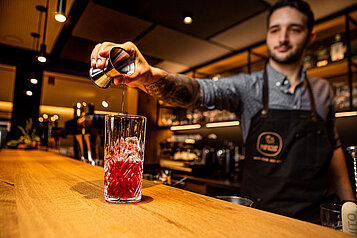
[90,0,355,224]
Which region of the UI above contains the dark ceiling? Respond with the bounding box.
[48,0,269,76]
[1,0,357,78]
[93,0,268,39]
[0,0,269,75]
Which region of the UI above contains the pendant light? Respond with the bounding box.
[55,0,67,23]
[37,44,47,63]
[37,0,49,63]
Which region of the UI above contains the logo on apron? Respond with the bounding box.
[256,132,283,157]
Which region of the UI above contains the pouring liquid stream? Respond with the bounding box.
[121,81,125,113]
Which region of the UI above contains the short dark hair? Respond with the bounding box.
[267,0,314,34]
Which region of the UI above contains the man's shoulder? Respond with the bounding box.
[226,69,264,79]
[307,74,334,102]
[307,75,331,90]
[251,69,265,78]
[235,69,264,83]
[215,70,264,85]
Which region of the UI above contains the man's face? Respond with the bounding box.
[266,7,310,64]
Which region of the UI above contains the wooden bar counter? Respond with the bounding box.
[0,149,352,237]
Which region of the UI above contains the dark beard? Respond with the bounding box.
[269,37,309,64]
[270,49,303,64]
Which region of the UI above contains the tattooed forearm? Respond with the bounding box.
[144,73,202,109]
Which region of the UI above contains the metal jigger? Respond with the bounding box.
[89,47,135,88]
[347,146,357,197]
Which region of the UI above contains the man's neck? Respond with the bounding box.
[269,58,303,93]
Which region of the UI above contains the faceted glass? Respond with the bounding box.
[104,114,147,203]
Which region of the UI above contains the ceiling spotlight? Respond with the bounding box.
[30,78,38,84]
[35,4,48,63]
[37,55,46,63]
[183,12,193,24]
[102,101,109,108]
[55,14,66,22]
[183,16,193,24]
[55,0,67,22]
[37,44,47,63]
[26,91,33,96]
[53,114,59,120]
[77,102,81,108]
[42,113,49,119]
[38,117,44,122]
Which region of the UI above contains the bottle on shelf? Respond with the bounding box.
[161,112,173,126]
[303,55,314,69]
[353,82,357,108]
[333,82,350,110]
[343,84,351,109]
[330,34,345,62]
[316,45,330,67]
[303,50,314,69]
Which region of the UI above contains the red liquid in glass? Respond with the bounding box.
[104,137,143,202]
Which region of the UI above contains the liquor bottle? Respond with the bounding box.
[330,34,345,62]
[316,45,329,67]
[303,52,314,69]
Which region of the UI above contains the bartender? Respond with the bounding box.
[90,0,355,223]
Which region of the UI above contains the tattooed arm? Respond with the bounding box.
[143,70,202,109]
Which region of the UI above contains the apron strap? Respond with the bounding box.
[305,78,318,121]
[262,67,317,120]
[261,69,269,117]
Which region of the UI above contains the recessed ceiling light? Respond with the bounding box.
[183,16,192,24]
[30,78,38,84]
[37,55,46,63]
[26,91,33,96]
[102,101,109,108]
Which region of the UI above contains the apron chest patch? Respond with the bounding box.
[256,132,283,157]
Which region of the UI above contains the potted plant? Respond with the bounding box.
[6,118,40,149]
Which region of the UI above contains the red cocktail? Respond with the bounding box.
[104,136,144,203]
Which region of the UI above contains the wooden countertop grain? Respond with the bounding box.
[0,149,352,238]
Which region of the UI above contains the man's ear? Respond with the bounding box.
[307,31,316,46]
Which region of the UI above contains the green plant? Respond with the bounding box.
[6,118,40,148]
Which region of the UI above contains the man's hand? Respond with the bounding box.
[90,41,202,109]
[90,41,162,90]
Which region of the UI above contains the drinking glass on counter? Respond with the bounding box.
[320,203,342,230]
[347,146,357,198]
[104,114,147,203]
